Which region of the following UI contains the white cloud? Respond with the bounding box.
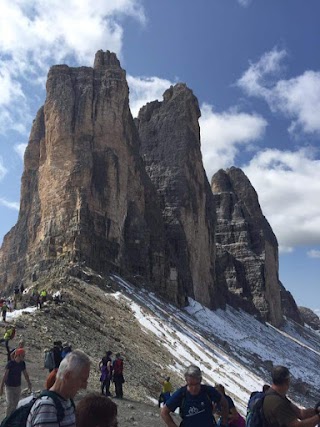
[237,0,253,7]
[14,143,27,160]
[237,48,320,135]
[199,103,267,181]
[0,158,8,180]
[127,75,174,118]
[0,198,19,211]
[243,148,320,251]
[0,0,145,134]
[307,250,320,259]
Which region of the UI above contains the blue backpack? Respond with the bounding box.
[0,390,65,427]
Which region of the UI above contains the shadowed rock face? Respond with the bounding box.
[0,50,181,303]
[211,167,285,326]
[136,84,223,309]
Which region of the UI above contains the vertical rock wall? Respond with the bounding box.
[136,84,222,308]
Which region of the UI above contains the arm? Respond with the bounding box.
[23,369,32,391]
[289,414,320,427]
[161,405,178,427]
[0,369,9,395]
[219,395,230,426]
[291,402,319,420]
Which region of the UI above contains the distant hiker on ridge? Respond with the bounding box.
[113,353,124,399]
[161,364,229,427]
[99,350,113,396]
[158,376,173,407]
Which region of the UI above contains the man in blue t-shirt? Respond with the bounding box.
[161,365,229,427]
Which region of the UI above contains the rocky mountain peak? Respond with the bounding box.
[93,49,121,69]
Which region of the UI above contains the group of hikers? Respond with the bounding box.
[0,335,319,427]
[99,351,125,399]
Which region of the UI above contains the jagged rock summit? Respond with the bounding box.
[0,50,303,327]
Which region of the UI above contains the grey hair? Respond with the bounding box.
[184,365,202,382]
[56,350,90,381]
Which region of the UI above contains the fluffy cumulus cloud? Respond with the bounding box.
[199,103,267,180]
[127,75,174,118]
[0,0,145,134]
[243,148,320,252]
[237,48,320,135]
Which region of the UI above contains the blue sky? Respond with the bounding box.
[0,0,319,312]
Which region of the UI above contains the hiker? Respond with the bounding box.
[76,393,118,427]
[26,349,90,427]
[158,376,173,407]
[1,301,8,322]
[99,350,113,396]
[0,324,16,360]
[113,352,124,398]
[13,286,20,309]
[61,342,72,359]
[263,365,320,427]
[161,364,229,427]
[0,348,32,416]
[40,289,47,304]
[215,384,245,427]
[246,384,270,427]
[9,339,25,360]
[52,340,63,369]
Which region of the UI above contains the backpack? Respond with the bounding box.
[179,385,213,419]
[247,394,267,427]
[0,390,64,427]
[44,350,55,371]
[113,359,123,375]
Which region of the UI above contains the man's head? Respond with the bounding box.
[184,365,202,395]
[272,366,290,388]
[55,350,91,398]
[76,393,117,427]
[14,348,25,362]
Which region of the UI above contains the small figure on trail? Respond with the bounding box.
[215,384,245,427]
[99,351,113,396]
[20,283,24,295]
[263,365,320,427]
[161,365,229,427]
[0,324,16,361]
[158,376,173,407]
[0,348,32,416]
[113,353,124,399]
[40,289,47,303]
[76,393,118,427]
[13,286,20,309]
[1,301,8,322]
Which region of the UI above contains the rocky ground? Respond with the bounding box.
[0,265,184,426]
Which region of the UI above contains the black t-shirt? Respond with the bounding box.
[5,360,26,387]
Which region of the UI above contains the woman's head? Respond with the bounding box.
[76,393,118,427]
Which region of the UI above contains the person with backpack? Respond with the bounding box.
[26,349,90,427]
[0,325,16,361]
[158,376,173,407]
[1,302,8,322]
[262,366,320,427]
[99,351,113,396]
[0,348,32,416]
[112,353,124,399]
[215,384,245,427]
[246,384,270,427]
[161,365,229,427]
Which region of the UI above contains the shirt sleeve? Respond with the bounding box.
[165,388,183,412]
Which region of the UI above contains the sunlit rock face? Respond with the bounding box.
[136,84,224,309]
[211,167,292,327]
[0,50,181,303]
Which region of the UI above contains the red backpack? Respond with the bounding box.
[113,359,123,375]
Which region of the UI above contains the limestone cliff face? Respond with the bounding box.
[136,84,222,309]
[0,51,179,302]
[211,167,284,326]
